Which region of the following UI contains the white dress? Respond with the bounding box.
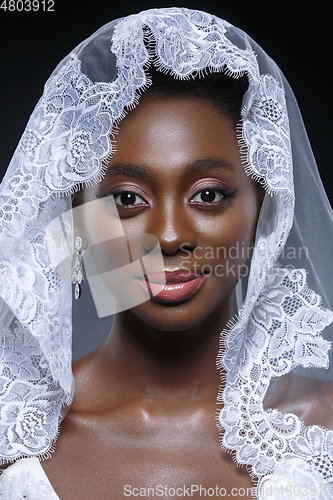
[1,455,333,500]
[0,458,60,500]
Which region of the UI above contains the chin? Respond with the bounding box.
[128,294,226,333]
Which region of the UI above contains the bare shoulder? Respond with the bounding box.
[264,371,333,429]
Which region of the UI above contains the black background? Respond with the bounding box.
[1,0,332,204]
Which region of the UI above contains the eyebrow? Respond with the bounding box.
[105,158,235,181]
[185,158,235,176]
[105,163,154,180]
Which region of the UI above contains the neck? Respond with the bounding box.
[98,300,232,400]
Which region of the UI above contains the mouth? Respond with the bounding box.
[137,270,207,303]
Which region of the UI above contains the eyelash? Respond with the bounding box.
[112,190,146,207]
[97,186,236,209]
[189,186,237,205]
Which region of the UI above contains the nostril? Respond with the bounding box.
[180,242,195,252]
[161,247,178,257]
[160,242,196,258]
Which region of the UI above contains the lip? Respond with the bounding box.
[137,270,206,303]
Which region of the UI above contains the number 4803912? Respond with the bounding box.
[0,0,55,11]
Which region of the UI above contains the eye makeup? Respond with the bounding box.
[95,179,237,215]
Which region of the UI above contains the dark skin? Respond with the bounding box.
[38,98,333,498]
[39,98,258,499]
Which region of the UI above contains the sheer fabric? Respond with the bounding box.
[0,458,59,499]
[0,8,333,498]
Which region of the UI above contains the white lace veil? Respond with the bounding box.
[1,7,333,494]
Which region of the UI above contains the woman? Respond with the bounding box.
[1,7,333,499]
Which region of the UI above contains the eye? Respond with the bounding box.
[113,191,147,207]
[190,188,224,204]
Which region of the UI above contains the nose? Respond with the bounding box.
[147,202,197,256]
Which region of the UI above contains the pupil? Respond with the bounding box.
[121,193,136,205]
[201,189,215,202]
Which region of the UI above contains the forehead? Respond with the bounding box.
[107,97,244,182]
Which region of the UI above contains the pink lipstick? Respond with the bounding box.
[139,270,206,303]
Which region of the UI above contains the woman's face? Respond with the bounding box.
[80,97,261,331]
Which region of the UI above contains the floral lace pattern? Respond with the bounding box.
[242,74,293,195]
[219,268,333,489]
[258,457,332,500]
[0,322,66,461]
[0,8,332,496]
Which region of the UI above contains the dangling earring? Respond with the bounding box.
[72,236,83,300]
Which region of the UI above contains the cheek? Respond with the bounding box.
[82,200,125,244]
[224,210,256,254]
[80,203,132,278]
[191,200,258,287]
[199,205,257,260]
